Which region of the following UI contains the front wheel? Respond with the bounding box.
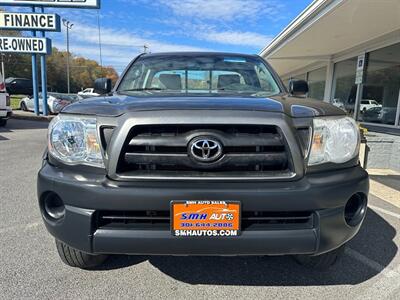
[55,239,108,269]
[293,245,345,270]
[0,119,7,127]
[20,101,28,111]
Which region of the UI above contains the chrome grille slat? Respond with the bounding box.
[124,152,287,167]
[128,133,283,147]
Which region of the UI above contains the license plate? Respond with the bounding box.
[171,201,241,237]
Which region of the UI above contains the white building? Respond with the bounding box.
[260,0,400,171]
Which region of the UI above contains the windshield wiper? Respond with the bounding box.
[119,88,165,92]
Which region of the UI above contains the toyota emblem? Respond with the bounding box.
[189,138,223,162]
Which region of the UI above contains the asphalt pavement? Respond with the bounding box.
[1,119,399,300]
[370,175,400,192]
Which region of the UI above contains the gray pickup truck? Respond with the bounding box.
[38,52,369,270]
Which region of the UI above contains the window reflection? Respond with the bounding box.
[331,58,357,114]
[360,44,400,125]
[308,67,326,100]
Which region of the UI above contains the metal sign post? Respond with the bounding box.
[39,6,48,116]
[31,6,39,115]
[353,53,368,122]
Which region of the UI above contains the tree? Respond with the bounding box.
[69,54,119,92]
[0,27,32,79]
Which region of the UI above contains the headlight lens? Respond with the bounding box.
[308,116,360,166]
[48,115,104,168]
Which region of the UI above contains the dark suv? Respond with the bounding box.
[5,77,33,95]
[38,52,369,269]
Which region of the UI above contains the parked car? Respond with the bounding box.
[20,92,82,114]
[78,88,100,98]
[5,77,33,95]
[39,52,368,270]
[362,106,397,124]
[360,99,381,112]
[0,73,12,126]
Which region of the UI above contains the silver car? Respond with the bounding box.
[20,92,82,114]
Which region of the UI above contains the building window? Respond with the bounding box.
[281,77,290,90]
[331,57,358,114]
[360,43,400,126]
[292,73,307,81]
[308,67,326,100]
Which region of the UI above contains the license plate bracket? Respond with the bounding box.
[171,201,241,237]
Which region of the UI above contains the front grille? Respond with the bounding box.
[241,211,314,230]
[116,125,294,178]
[96,210,315,231]
[97,211,170,230]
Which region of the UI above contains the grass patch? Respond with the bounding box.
[10,96,23,110]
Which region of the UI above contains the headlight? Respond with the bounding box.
[48,115,104,168]
[308,116,360,166]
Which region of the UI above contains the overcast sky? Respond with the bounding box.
[1,0,312,72]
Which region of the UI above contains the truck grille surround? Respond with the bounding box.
[115,124,295,179]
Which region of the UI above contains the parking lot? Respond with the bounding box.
[1,119,399,299]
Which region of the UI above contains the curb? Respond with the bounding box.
[370,179,400,209]
[10,112,54,122]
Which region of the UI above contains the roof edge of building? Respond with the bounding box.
[259,0,340,58]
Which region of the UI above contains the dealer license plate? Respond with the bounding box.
[171,201,241,237]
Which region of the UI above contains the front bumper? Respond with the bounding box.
[0,108,12,119]
[38,162,369,256]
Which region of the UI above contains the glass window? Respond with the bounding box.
[187,70,209,91]
[331,57,358,114]
[211,71,245,90]
[117,54,281,97]
[150,70,185,90]
[292,73,307,81]
[281,77,289,89]
[360,43,400,125]
[308,67,326,100]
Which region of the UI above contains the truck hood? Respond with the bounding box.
[62,94,345,118]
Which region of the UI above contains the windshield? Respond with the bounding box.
[117,54,281,97]
[47,93,78,101]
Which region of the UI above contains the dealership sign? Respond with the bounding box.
[0,0,100,8]
[0,37,52,54]
[0,12,60,31]
[0,0,101,117]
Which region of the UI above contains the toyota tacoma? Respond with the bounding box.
[38,52,369,269]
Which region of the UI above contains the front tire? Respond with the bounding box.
[0,119,7,127]
[55,239,108,269]
[20,101,28,111]
[294,245,345,270]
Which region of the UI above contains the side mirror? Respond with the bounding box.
[289,80,309,97]
[94,78,112,95]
